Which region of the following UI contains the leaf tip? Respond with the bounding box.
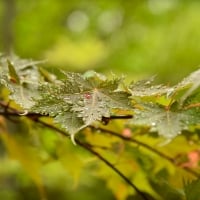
[19,110,29,116]
[70,134,77,145]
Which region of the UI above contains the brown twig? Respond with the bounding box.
[89,126,200,178]
[184,102,200,110]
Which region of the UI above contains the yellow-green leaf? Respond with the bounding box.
[56,140,84,188]
[0,132,46,200]
[7,60,20,84]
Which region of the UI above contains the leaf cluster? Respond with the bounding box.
[0,55,200,143]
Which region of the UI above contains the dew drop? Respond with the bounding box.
[151,122,156,126]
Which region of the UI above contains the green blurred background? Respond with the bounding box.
[1,0,200,83]
[1,0,200,199]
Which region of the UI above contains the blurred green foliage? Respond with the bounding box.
[1,0,200,82]
[0,0,200,200]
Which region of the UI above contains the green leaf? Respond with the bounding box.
[0,55,42,109]
[175,68,200,104]
[31,83,69,116]
[129,69,200,108]
[54,112,85,135]
[72,89,130,125]
[129,103,193,139]
[184,179,200,200]
[32,71,131,140]
[176,68,200,90]
[150,178,184,200]
[129,76,173,98]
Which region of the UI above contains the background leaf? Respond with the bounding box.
[184,179,200,200]
[0,129,46,199]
